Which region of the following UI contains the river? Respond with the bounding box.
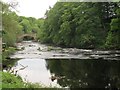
[10,41,120,88]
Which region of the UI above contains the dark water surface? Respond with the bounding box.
[9,41,120,88]
[46,59,120,88]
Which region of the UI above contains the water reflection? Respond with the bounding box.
[46,59,120,88]
[11,59,61,87]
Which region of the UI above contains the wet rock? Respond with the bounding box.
[34,53,38,54]
[109,51,120,54]
[21,47,25,50]
[89,55,104,59]
[29,45,35,47]
[6,57,11,59]
[52,54,68,57]
[47,46,54,51]
[94,51,111,55]
[37,47,41,51]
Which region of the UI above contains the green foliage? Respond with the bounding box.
[36,19,45,40]
[1,2,119,49]
[2,0,42,45]
[18,16,41,35]
[38,2,119,49]
[2,47,16,62]
[0,71,2,88]
[2,1,41,45]
[2,2,23,46]
[19,18,31,33]
[2,72,42,88]
[105,7,120,49]
[2,72,24,88]
[2,72,62,89]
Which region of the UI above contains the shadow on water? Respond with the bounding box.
[46,59,120,88]
[23,36,34,41]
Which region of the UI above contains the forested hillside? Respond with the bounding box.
[2,1,43,46]
[1,1,44,63]
[1,2,120,50]
[37,2,120,49]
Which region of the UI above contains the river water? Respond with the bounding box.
[10,41,120,88]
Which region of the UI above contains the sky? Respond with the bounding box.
[3,0,57,19]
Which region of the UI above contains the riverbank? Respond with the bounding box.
[2,72,60,89]
[2,47,17,68]
[2,45,42,88]
[2,72,43,88]
[2,41,61,88]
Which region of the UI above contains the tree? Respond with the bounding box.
[2,1,23,46]
[38,2,119,49]
[105,6,120,49]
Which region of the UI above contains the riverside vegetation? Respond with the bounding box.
[2,72,41,88]
[38,2,120,49]
[1,1,120,89]
[2,71,61,89]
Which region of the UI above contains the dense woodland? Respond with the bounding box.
[1,1,43,65]
[39,2,120,49]
[1,1,120,50]
[2,1,42,46]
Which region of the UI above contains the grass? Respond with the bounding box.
[2,72,64,89]
[2,72,25,88]
[0,71,2,89]
[2,72,42,88]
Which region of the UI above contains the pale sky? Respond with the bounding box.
[3,0,57,19]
